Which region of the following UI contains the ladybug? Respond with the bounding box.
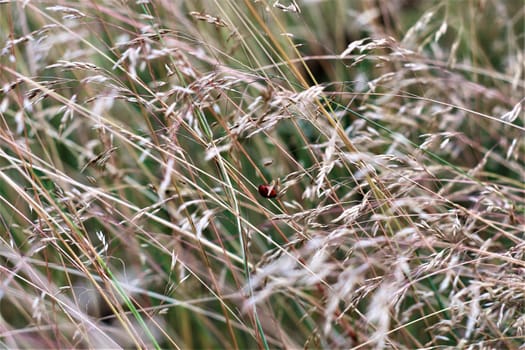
[258,184,277,198]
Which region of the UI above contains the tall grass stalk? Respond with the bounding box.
[0,0,523,348]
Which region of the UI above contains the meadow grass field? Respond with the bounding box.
[0,0,524,348]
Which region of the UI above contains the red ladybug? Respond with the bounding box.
[258,184,277,198]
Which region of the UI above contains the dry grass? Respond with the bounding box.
[0,0,524,349]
